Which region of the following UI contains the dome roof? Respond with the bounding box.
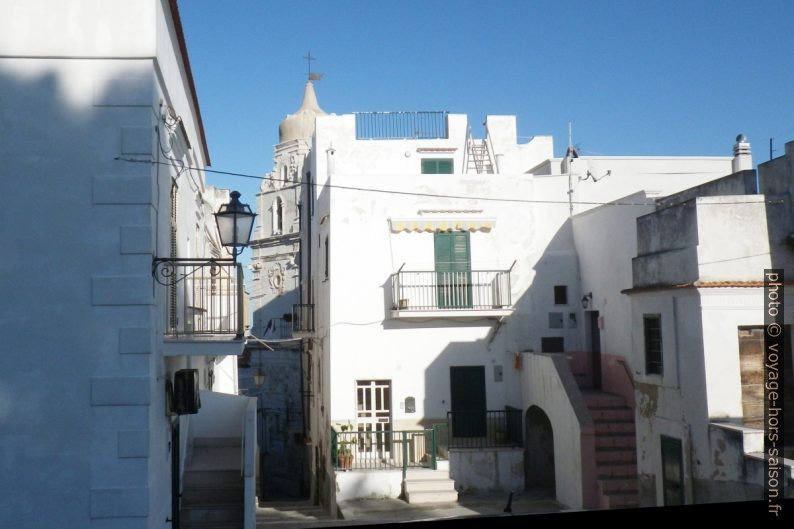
[278,81,326,143]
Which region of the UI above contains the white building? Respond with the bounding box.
[293,104,767,510]
[0,2,255,528]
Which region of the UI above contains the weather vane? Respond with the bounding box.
[303,51,324,81]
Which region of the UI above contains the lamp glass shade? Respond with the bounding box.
[214,191,256,250]
[253,370,265,387]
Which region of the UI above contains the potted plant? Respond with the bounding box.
[338,423,355,470]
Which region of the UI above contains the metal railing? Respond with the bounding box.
[331,428,437,478]
[447,409,523,449]
[264,317,293,339]
[355,111,449,140]
[157,260,244,338]
[391,269,512,311]
[292,304,315,334]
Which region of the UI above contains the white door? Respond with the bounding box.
[356,380,392,463]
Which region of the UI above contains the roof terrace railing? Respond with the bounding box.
[355,111,449,140]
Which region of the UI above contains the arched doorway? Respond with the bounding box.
[525,405,555,495]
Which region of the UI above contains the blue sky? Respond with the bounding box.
[179,0,794,229]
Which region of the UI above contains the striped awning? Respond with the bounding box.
[389,217,496,233]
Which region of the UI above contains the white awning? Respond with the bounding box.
[388,217,496,233]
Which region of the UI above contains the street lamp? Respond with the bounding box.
[214,191,257,262]
[152,190,256,284]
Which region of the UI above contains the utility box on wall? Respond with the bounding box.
[173,369,201,415]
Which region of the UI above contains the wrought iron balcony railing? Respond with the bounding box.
[390,268,512,312]
[264,317,293,340]
[154,259,244,339]
[447,408,523,449]
[354,111,449,140]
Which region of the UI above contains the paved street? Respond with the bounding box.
[256,491,562,528]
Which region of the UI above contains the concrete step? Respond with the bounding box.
[595,434,636,449]
[596,462,637,478]
[184,470,242,488]
[584,392,627,408]
[194,437,241,448]
[181,504,243,524]
[188,445,241,471]
[405,490,459,504]
[589,407,634,422]
[404,478,457,492]
[599,477,638,494]
[605,492,639,508]
[594,420,635,435]
[181,521,242,529]
[595,447,636,463]
[181,486,244,505]
[405,469,450,481]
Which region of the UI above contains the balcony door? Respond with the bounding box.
[434,231,472,309]
[356,380,392,460]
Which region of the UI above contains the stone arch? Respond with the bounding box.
[524,405,555,493]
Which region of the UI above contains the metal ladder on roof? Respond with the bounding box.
[465,127,495,174]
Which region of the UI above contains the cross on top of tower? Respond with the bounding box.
[303,51,315,80]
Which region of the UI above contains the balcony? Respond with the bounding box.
[156,259,245,357]
[389,268,514,319]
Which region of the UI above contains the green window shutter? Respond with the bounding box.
[434,232,472,308]
[422,159,437,174]
[434,231,452,271]
[422,159,453,174]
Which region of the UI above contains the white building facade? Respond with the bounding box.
[0,2,255,528]
[297,107,756,510]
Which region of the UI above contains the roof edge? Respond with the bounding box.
[168,0,210,165]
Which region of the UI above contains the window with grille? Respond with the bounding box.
[644,314,663,375]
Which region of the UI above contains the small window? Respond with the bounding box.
[541,337,564,352]
[324,236,329,280]
[644,314,663,375]
[548,312,564,329]
[421,158,453,174]
[554,285,568,305]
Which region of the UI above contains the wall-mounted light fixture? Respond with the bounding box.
[253,347,267,388]
[581,292,593,309]
[152,190,256,285]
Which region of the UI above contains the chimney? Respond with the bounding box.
[732,134,752,172]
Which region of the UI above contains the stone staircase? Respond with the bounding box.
[403,468,458,504]
[583,392,639,508]
[181,437,244,529]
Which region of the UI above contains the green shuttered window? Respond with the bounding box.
[421,158,453,174]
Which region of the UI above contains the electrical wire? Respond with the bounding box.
[114,157,784,207]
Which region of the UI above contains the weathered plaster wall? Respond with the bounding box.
[448,448,524,493]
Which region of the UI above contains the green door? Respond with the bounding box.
[661,435,684,505]
[434,231,472,308]
[450,366,486,437]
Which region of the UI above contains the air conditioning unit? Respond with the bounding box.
[173,369,201,415]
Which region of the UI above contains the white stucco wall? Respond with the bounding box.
[0,2,233,527]
[307,109,738,510]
